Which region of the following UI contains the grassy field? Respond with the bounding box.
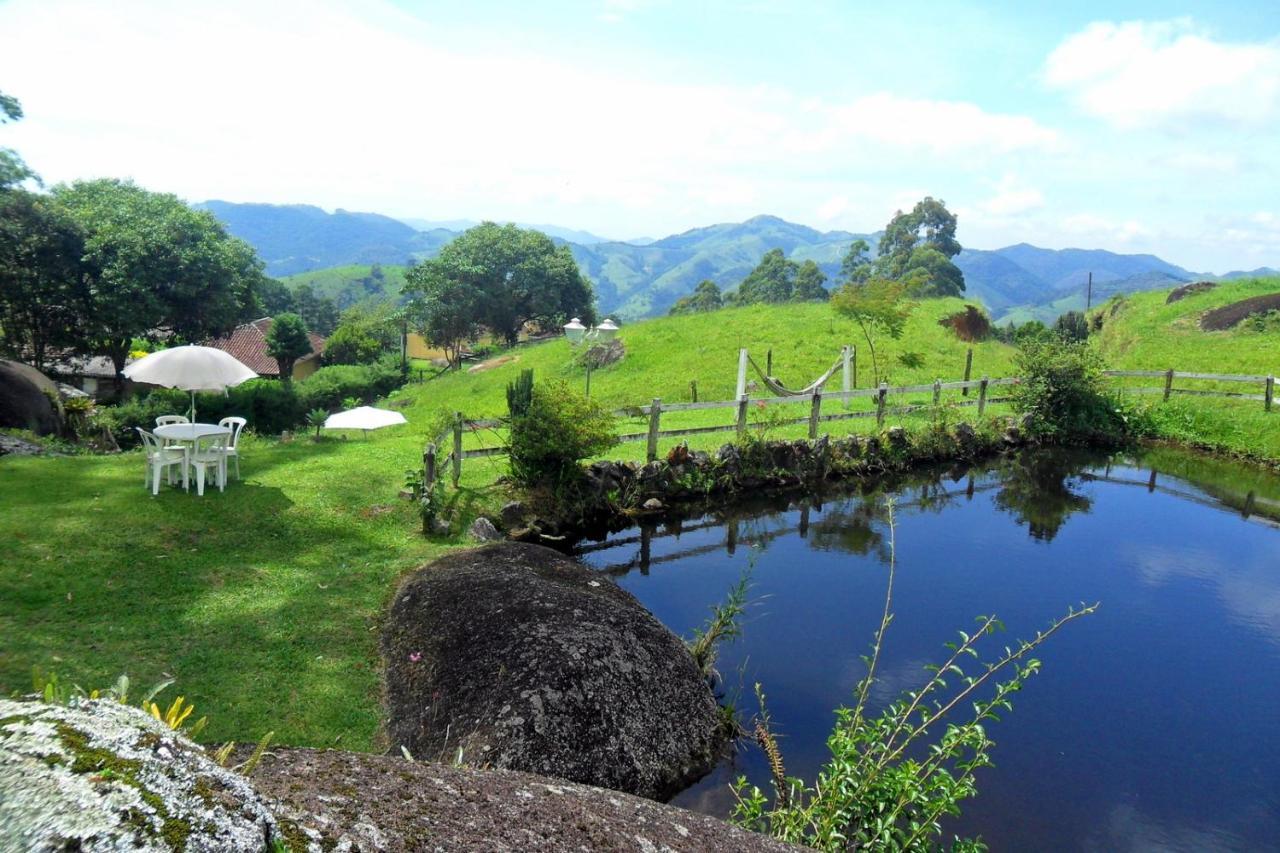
[1092,277,1280,462]
[4,284,1278,751]
[280,263,409,304]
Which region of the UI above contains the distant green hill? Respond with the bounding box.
[280,263,409,309]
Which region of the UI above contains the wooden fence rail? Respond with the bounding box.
[421,368,1275,489]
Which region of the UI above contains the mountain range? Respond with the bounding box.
[200,201,1277,324]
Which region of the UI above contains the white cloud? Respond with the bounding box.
[1045,20,1280,129]
[825,93,1063,155]
[976,174,1045,216]
[1060,213,1155,244]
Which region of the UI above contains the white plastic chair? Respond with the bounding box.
[189,432,229,496]
[137,428,187,496]
[155,415,190,427]
[218,416,248,480]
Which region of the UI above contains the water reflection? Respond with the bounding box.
[574,446,1280,851]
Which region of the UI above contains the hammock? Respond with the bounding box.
[746,353,843,397]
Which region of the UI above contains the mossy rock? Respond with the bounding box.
[0,697,280,851]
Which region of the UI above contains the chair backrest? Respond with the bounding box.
[194,432,229,455]
[136,427,162,455]
[218,416,248,449]
[156,415,190,427]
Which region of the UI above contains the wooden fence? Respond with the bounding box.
[421,368,1276,490]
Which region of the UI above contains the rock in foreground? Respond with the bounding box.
[249,747,802,852]
[382,542,723,801]
[0,697,278,851]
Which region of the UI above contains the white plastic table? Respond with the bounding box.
[154,423,231,495]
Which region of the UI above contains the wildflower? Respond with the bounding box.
[409,652,422,663]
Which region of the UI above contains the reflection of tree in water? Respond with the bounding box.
[994,452,1093,542]
[809,496,891,562]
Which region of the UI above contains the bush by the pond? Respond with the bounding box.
[1010,337,1122,442]
[96,356,406,448]
[507,379,618,490]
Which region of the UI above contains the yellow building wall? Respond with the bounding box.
[406,333,451,361]
[292,355,321,381]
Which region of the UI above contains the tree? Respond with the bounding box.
[403,262,482,369]
[0,90,37,190]
[415,223,595,347]
[668,279,723,315]
[875,197,965,296]
[53,179,264,379]
[830,276,913,386]
[792,260,829,301]
[265,313,312,381]
[257,278,297,316]
[324,302,398,365]
[840,238,873,285]
[0,190,89,369]
[292,284,340,335]
[1054,310,1089,342]
[735,249,797,304]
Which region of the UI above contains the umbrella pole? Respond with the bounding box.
[189,391,196,423]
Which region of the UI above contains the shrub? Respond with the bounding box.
[324,322,384,365]
[507,378,618,488]
[296,355,402,413]
[1010,337,1120,441]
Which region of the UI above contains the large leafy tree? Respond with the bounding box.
[792,260,829,301]
[874,197,965,297]
[840,238,873,285]
[0,190,89,369]
[668,279,723,315]
[733,248,797,304]
[265,312,312,381]
[405,222,595,351]
[54,179,265,378]
[292,283,340,336]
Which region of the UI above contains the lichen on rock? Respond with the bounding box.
[0,697,279,851]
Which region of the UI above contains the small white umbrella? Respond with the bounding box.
[323,406,408,436]
[122,345,257,421]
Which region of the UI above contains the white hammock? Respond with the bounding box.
[746,354,843,397]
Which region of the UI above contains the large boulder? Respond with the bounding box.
[0,359,63,435]
[0,697,279,851]
[248,747,801,852]
[382,542,724,801]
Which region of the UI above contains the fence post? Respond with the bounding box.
[962,348,973,396]
[646,398,662,462]
[690,380,698,403]
[842,345,852,407]
[1265,375,1274,412]
[766,349,773,377]
[977,376,989,415]
[424,443,436,489]
[736,394,749,435]
[933,378,942,407]
[452,412,463,486]
[736,348,748,399]
[1163,368,1174,402]
[809,389,822,439]
[876,383,887,426]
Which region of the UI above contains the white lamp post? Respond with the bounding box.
[595,318,619,342]
[563,317,587,345]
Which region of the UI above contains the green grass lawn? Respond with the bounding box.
[1093,277,1280,461]
[3,286,1278,751]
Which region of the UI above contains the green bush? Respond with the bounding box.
[1010,337,1120,441]
[323,322,385,365]
[297,356,402,413]
[507,379,618,488]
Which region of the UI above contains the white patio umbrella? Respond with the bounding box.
[122,345,257,421]
[323,405,408,436]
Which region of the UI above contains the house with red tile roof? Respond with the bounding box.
[207,317,327,381]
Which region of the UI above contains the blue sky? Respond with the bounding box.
[1,0,1278,272]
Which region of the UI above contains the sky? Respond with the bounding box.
[1,0,1278,272]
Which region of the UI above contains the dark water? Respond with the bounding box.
[574,448,1280,851]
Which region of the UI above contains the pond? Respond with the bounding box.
[574,447,1280,851]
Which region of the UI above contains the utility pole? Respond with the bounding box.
[1085,271,1093,311]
